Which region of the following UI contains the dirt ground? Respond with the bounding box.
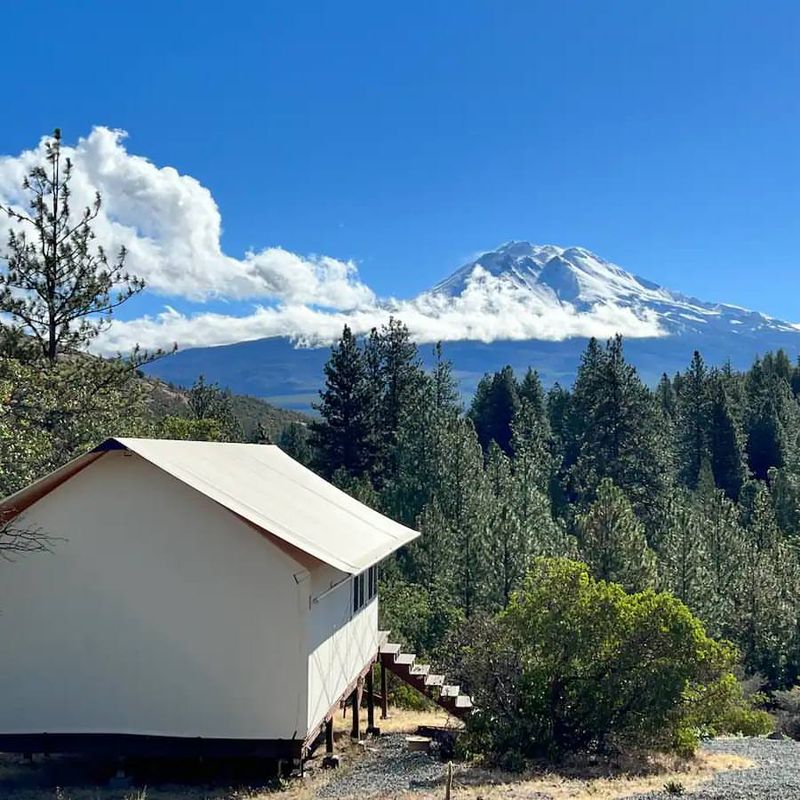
[0,709,752,800]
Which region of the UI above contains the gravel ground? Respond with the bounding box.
[317,734,453,798]
[629,737,800,799]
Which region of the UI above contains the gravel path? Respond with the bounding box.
[630,737,800,799]
[317,735,451,798]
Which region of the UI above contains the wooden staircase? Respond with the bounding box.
[379,641,473,719]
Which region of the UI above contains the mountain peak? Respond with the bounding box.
[430,241,798,337]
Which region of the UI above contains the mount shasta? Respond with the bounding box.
[144,242,800,410]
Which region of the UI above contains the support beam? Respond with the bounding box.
[366,667,377,734]
[350,679,362,739]
[380,660,389,720]
[325,718,334,755]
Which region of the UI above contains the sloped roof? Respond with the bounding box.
[0,437,419,574]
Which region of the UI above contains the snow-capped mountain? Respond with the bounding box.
[433,242,797,338]
[144,242,800,410]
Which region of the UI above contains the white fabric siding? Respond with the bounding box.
[0,451,309,741]
[306,564,379,732]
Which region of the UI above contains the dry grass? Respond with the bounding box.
[330,706,463,736]
[387,749,753,800]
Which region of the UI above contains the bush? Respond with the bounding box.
[774,686,800,739]
[445,558,758,762]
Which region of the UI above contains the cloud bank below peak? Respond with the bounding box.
[0,127,666,355]
[97,270,666,355]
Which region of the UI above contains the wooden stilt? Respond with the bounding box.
[350,680,362,739]
[325,717,334,755]
[366,666,377,734]
[380,660,389,720]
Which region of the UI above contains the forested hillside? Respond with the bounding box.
[299,319,800,690]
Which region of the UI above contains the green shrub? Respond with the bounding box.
[774,686,800,739]
[445,558,754,762]
[711,697,773,737]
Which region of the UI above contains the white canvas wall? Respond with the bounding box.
[306,564,379,732]
[0,451,310,741]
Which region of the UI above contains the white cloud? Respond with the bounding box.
[0,127,374,309]
[94,268,664,355]
[0,127,666,355]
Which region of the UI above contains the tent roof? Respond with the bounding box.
[0,437,419,574]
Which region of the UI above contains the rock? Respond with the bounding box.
[405,735,432,753]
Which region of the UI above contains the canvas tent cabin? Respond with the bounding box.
[0,437,419,760]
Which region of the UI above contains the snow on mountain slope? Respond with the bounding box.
[431,242,797,338]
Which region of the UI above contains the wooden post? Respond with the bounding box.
[366,666,376,734]
[325,717,334,755]
[350,679,362,739]
[380,660,389,720]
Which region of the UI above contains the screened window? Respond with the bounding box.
[353,566,378,613]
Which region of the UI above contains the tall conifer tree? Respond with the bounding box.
[577,478,657,592]
[310,325,379,479]
[675,351,710,489]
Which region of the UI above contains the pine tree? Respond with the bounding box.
[510,398,574,560]
[577,478,657,592]
[310,325,379,478]
[566,336,671,524]
[277,422,312,465]
[546,382,571,449]
[412,499,456,594]
[656,373,677,419]
[468,365,520,455]
[158,375,243,442]
[769,466,800,537]
[431,341,461,412]
[658,491,709,614]
[381,347,461,526]
[484,442,523,608]
[0,129,145,361]
[764,349,792,383]
[428,418,491,617]
[791,356,800,399]
[697,488,745,639]
[706,373,748,500]
[736,481,797,680]
[519,368,547,421]
[378,317,423,438]
[675,351,710,489]
[745,359,790,481]
[511,398,553,492]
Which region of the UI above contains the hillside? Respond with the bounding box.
[142,373,310,440]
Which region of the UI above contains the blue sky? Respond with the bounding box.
[1,1,798,350]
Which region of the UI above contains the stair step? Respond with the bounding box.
[380,642,402,657]
[424,674,445,687]
[440,684,460,698]
[409,663,430,677]
[394,653,416,668]
[455,695,473,709]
